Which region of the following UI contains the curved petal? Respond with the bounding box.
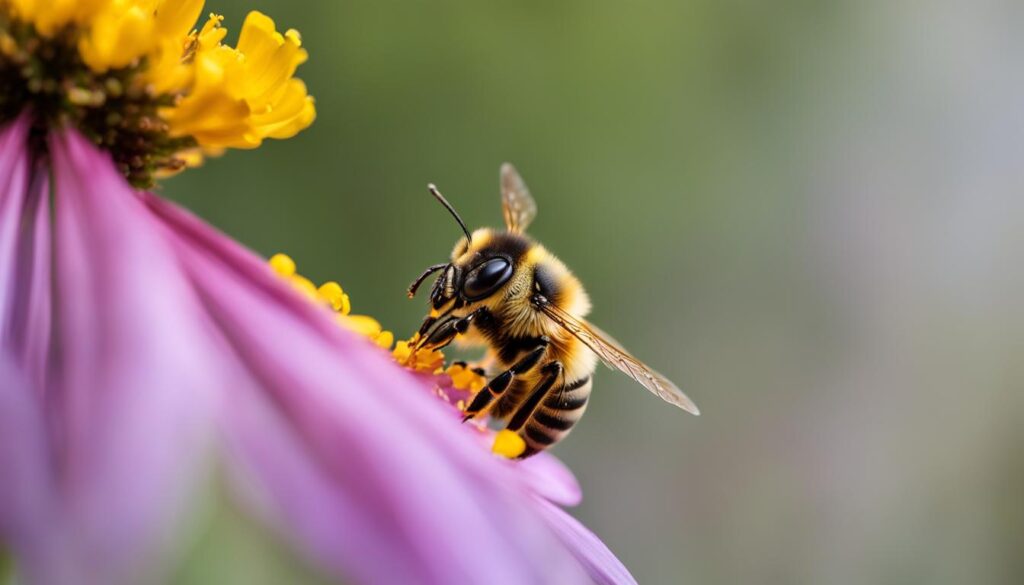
[47,130,219,583]
[515,452,583,507]
[145,193,591,585]
[534,498,638,585]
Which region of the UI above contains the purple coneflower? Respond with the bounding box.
[0,2,636,584]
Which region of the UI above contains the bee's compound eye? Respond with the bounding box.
[462,257,513,300]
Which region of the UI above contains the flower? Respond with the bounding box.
[0,122,626,584]
[0,2,637,583]
[0,0,315,187]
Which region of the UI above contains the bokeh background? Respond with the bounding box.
[164,1,1024,583]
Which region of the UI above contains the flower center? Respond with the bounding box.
[0,11,194,187]
[0,1,315,188]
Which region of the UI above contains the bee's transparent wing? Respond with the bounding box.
[500,162,537,233]
[536,298,700,415]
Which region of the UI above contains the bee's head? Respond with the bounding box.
[407,185,530,313]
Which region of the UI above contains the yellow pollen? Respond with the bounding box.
[492,430,527,458]
[288,275,319,301]
[317,281,348,313]
[267,253,395,350]
[268,253,296,277]
[339,314,381,337]
[393,338,445,373]
[375,330,394,349]
[446,363,487,393]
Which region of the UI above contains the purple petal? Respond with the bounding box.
[0,114,51,390]
[515,452,583,507]
[8,165,50,389]
[145,193,590,584]
[0,113,30,313]
[0,115,64,582]
[46,130,219,582]
[0,357,74,585]
[534,498,638,585]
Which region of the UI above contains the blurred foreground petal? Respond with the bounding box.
[49,130,219,583]
[0,121,602,581]
[535,499,638,585]
[0,113,50,389]
[0,358,69,584]
[145,191,589,585]
[0,117,629,584]
[516,452,584,507]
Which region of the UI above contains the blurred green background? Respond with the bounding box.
[165,1,1024,583]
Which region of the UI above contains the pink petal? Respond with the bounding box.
[535,498,638,585]
[0,357,73,585]
[0,115,30,287]
[0,114,51,389]
[516,452,584,507]
[145,193,590,584]
[0,115,64,582]
[46,130,219,583]
[0,114,30,313]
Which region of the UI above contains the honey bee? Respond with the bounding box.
[408,163,699,457]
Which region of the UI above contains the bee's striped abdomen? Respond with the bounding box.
[519,376,592,458]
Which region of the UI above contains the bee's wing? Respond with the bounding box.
[536,299,700,415]
[500,162,538,233]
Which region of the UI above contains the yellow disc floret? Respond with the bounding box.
[76,0,200,73]
[317,282,350,314]
[393,337,445,373]
[6,0,108,37]
[446,363,487,393]
[267,253,395,351]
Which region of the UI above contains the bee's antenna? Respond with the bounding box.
[428,183,473,244]
[407,263,448,298]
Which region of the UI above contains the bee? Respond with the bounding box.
[407,163,699,457]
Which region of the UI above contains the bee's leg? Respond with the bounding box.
[461,337,549,421]
[420,307,488,351]
[452,308,484,335]
[416,314,437,338]
[505,361,563,434]
[418,315,457,349]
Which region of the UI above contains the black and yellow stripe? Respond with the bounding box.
[518,376,592,458]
